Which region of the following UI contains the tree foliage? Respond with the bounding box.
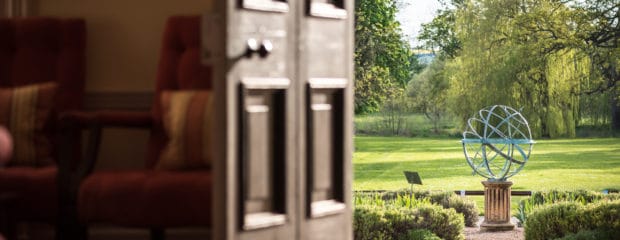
[354,0,418,114]
[408,59,450,133]
[415,0,619,137]
[417,0,463,59]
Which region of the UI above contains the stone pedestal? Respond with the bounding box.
[480,181,515,231]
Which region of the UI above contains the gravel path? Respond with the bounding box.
[464,217,524,240]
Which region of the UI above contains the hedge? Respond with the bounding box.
[556,228,620,240]
[516,190,620,224]
[525,200,620,240]
[355,189,479,227]
[354,204,464,240]
[399,229,441,240]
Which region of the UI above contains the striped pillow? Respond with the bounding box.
[0,82,56,166]
[157,90,213,170]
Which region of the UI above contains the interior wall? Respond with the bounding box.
[34,0,213,92]
[33,0,213,169]
[1,0,30,17]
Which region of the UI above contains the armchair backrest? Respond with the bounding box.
[146,15,212,168]
[0,17,85,111]
[0,17,85,165]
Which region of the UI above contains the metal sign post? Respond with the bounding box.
[403,171,422,199]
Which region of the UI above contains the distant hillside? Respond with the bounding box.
[416,53,435,65]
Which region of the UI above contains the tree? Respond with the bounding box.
[565,0,619,129]
[571,0,619,94]
[354,66,394,113]
[420,0,619,136]
[354,0,418,113]
[408,59,450,133]
[444,0,584,137]
[510,0,619,129]
[417,0,463,59]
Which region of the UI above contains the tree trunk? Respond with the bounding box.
[612,93,620,130]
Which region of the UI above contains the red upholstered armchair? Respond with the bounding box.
[0,17,85,238]
[59,16,212,240]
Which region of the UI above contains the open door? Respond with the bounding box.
[205,0,353,239]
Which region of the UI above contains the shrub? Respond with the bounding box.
[408,190,478,227]
[524,200,620,240]
[353,204,464,240]
[525,202,589,240]
[353,206,390,240]
[515,190,620,224]
[355,190,479,227]
[439,195,479,227]
[587,200,620,230]
[556,228,620,240]
[412,205,464,240]
[399,229,441,240]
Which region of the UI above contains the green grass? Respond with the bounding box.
[354,136,620,192]
[354,136,620,215]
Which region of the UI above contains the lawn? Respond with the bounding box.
[354,136,620,192]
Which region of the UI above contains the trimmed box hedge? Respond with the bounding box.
[354,204,464,240]
[516,189,620,224]
[525,200,620,240]
[355,189,479,227]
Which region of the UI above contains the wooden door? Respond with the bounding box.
[205,0,353,239]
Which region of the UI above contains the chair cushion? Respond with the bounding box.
[156,90,213,170]
[78,170,212,227]
[0,82,56,166]
[0,166,57,221]
[146,15,211,169]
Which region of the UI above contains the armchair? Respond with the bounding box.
[0,17,85,238]
[59,15,212,240]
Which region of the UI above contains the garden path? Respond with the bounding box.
[464,217,524,240]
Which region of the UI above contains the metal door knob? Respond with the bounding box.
[245,38,272,58]
[258,39,273,58]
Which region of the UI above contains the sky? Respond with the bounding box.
[395,0,442,47]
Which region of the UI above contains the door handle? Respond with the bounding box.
[245,39,273,58]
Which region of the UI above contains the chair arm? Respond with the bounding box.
[59,110,153,129]
[57,110,154,198]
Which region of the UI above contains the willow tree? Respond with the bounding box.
[524,0,620,129]
[509,0,619,131]
[446,0,588,137]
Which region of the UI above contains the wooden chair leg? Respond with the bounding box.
[57,221,87,239]
[0,194,16,240]
[56,204,88,240]
[150,228,165,240]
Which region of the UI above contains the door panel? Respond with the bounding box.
[308,0,346,19]
[241,0,289,12]
[306,78,347,219]
[240,78,289,230]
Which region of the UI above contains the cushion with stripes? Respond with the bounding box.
[0,82,56,167]
[157,90,213,170]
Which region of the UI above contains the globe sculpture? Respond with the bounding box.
[462,105,535,231]
[462,105,535,181]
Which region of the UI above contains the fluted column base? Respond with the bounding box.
[480,181,515,231]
